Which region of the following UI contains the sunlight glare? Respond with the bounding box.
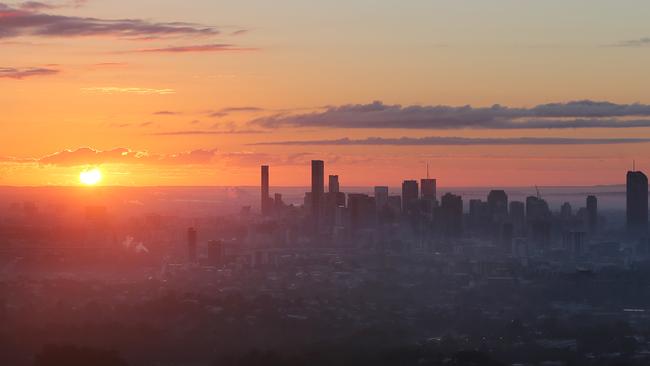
[80,168,102,185]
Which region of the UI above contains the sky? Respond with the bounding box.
[2,0,650,187]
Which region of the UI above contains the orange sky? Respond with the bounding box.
[2,0,650,187]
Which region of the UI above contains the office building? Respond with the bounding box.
[586,195,597,233]
[401,180,419,214]
[440,193,463,238]
[374,186,389,210]
[311,160,325,227]
[487,190,508,219]
[328,175,340,193]
[187,227,197,263]
[420,178,437,201]
[627,170,648,235]
[261,165,270,215]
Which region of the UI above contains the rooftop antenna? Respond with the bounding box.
[633,159,636,171]
[426,162,430,179]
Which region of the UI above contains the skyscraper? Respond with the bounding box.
[328,175,340,193]
[325,174,345,226]
[207,240,223,265]
[487,190,508,219]
[509,201,525,236]
[401,180,419,214]
[420,178,437,201]
[627,170,648,235]
[187,227,197,263]
[374,186,389,210]
[261,165,270,215]
[440,193,463,238]
[311,160,325,228]
[560,202,573,219]
[586,195,597,233]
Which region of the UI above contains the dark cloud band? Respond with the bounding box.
[251,136,650,146]
[250,100,650,130]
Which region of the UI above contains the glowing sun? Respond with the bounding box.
[80,168,102,185]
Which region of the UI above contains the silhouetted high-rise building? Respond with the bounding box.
[348,193,376,231]
[487,190,508,219]
[526,196,550,221]
[560,202,573,219]
[401,180,419,214]
[586,195,598,233]
[440,193,463,238]
[420,179,437,201]
[274,193,284,211]
[387,195,402,215]
[311,160,325,228]
[627,170,648,235]
[509,201,525,236]
[187,227,197,263]
[207,240,223,265]
[468,199,489,233]
[325,175,345,226]
[329,175,340,193]
[526,196,551,251]
[261,165,270,215]
[374,186,389,210]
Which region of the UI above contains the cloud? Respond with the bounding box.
[208,106,264,118]
[0,66,59,79]
[17,1,89,11]
[38,147,219,166]
[230,29,248,36]
[148,129,267,136]
[153,110,179,115]
[0,2,217,40]
[220,151,315,167]
[126,43,256,53]
[18,2,56,11]
[81,87,175,95]
[219,106,263,113]
[611,37,650,47]
[250,100,650,130]
[0,155,37,163]
[251,136,650,146]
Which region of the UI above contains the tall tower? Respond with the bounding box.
[374,186,389,210]
[328,175,340,193]
[586,195,597,233]
[627,170,648,235]
[487,190,508,218]
[401,180,419,214]
[187,227,197,263]
[420,179,437,201]
[261,165,270,215]
[311,160,325,228]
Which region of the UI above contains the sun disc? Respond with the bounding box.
[80,168,102,185]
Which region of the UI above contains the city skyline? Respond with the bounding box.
[3,1,650,186]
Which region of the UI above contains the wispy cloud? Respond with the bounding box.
[153,110,179,115]
[230,29,248,36]
[0,66,59,79]
[610,37,650,47]
[251,136,650,146]
[219,106,263,113]
[0,2,217,40]
[251,100,650,130]
[39,147,219,166]
[149,129,267,136]
[82,87,175,95]
[17,1,89,11]
[126,43,256,53]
